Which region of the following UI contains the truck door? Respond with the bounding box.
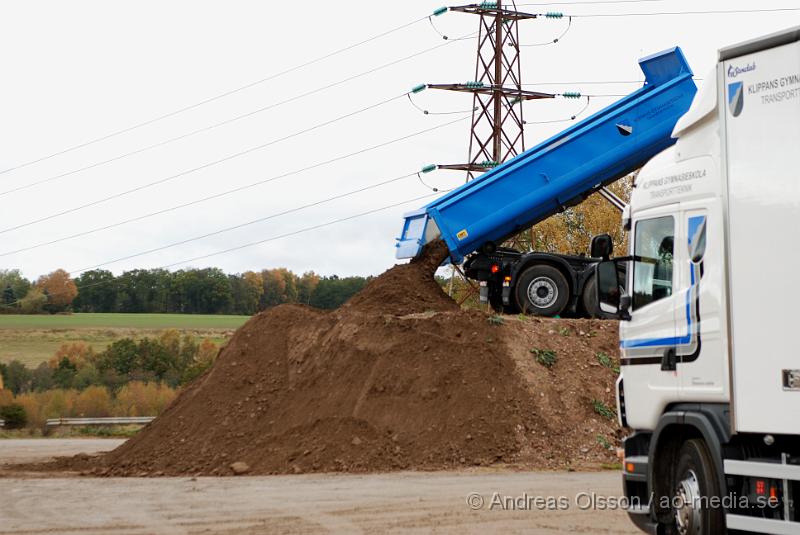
[619,204,681,428]
[678,205,727,401]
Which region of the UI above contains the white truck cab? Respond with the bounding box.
[595,26,800,535]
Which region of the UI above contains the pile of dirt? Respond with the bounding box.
[49,241,622,476]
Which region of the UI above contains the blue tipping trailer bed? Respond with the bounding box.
[395,47,697,263]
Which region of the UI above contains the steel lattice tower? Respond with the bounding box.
[433,1,553,180]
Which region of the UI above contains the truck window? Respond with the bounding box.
[632,216,674,310]
[688,215,706,263]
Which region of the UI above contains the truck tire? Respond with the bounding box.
[488,287,519,314]
[515,265,569,316]
[662,439,725,535]
[581,275,601,318]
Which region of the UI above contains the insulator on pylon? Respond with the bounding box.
[421,164,438,174]
[545,12,564,18]
[411,84,427,94]
[432,6,448,16]
[562,91,582,99]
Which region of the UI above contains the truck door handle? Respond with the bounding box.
[661,348,677,371]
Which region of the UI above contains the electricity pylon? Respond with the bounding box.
[432,1,554,180]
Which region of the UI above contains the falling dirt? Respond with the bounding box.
[39,240,622,477]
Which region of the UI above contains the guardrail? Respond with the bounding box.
[45,417,155,427]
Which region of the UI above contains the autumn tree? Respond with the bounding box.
[228,271,263,314]
[48,342,96,369]
[73,386,111,417]
[2,286,14,306]
[0,269,31,304]
[514,175,633,256]
[72,269,117,312]
[260,268,291,308]
[36,269,78,313]
[174,268,231,314]
[19,287,47,314]
[309,276,369,309]
[297,271,320,305]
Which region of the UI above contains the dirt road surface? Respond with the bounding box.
[0,438,125,464]
[0,439,640,534]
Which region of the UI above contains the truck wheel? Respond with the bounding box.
[488,287,520,314]
[581,275,601,318]
[516,265,569,316]
[664,439,725,535]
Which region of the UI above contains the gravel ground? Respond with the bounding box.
[0,439,639,534]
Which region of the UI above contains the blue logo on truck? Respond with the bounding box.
[727,63,755,78]
[728,81,744,117]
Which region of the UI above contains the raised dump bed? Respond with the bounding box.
[396,47,697,263]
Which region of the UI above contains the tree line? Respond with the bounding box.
[0,331,217,396]
[0,267,370,315]
[0,332,217,428]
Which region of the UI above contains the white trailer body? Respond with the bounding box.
[595,26,800,535]
[723,36,800,435]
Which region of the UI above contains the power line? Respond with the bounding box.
[155,193,434,271]
[517,0,665,5]
[0,107,469,236]
[522,77,703,86]
[570,7,800,17]
[519,16,572,46]
[0,115,469,254]
[1,193,436,308]
[1,35,475,197]
[0,15,430,177]
[0,93,402,198]
[583,93,629,97]
[406,93,478,116]
[523,95,592,124]
[523,80,643,85]
[68,171,421,273]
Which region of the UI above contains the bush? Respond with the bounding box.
[18,287,47,314]
[591,399,616,420]
[487,315,505,325]
[2,360,31,395]
[73,364,101,390]
[49,342,96,369]
[14,393,43,427]
[114,382,177,417]
[531,348,557,368]
[52,357,78,389]
[0,403,28,429]
[41,389,77,422]
[4,382,178,428]
[595,351,620,373]
[30,362,54,392]
[74,385,112,417]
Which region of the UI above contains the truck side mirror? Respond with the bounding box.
[590,234,614,260]
[596,260,631,320]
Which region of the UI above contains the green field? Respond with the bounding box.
[0,313,250,367]
[0,313,250,330]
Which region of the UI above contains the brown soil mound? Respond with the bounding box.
[47,240,621,476]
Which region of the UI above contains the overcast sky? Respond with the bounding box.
[1,0,798,281]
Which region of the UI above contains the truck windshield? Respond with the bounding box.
[633,216,674,310]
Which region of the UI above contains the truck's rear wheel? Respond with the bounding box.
[663,439,725,535]
[516,265,569,316]
[488,287,519,314]
[581,275,601,318]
